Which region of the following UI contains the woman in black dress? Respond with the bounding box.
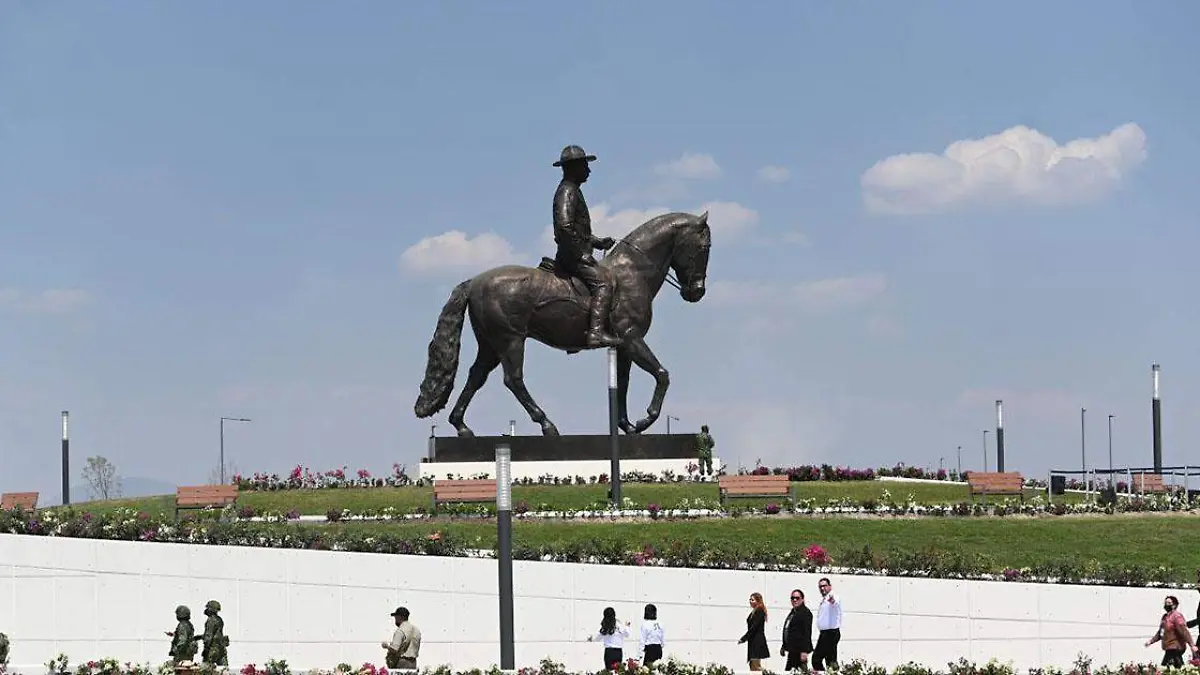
[738,592,770,670]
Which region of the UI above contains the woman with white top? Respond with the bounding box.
[587,607,631,670]
[640,603,665,665]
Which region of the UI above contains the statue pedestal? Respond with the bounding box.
[419,432,719,481]
[417,456,724,481]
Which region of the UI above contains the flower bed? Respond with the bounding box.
[10,652,1200,675]
[232,463,963,492]
[0,505,1191,588]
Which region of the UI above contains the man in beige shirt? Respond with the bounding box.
[381,606,422,670]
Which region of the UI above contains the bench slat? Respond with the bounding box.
[1,491,39,510]
[433,479,497,508]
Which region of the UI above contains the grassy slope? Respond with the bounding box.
[286,515,1200,579]
[68,481,1076,516]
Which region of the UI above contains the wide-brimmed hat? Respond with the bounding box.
[553,145,597,167]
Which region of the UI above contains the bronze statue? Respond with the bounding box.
[414,148,712,436]
[551,145,621,348]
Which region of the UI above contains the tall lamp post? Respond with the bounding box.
[1080,407,1087,484]
[607,348,621,505]
[61,410,70,506]
[496,443,515,670]
[1152,364,1163,472]
[995,400,1005,472]
[956,445,962,475]
[219,416,251,484]
[666,415,679,435]
[1107,414,1115,487]
[981,430,989,471]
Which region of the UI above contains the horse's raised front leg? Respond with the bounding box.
[496,337,560,436]
[446,343,501,437]
[622,336,670,433]
[616,349,636,434]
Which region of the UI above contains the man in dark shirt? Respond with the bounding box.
[781,588,814,671]
[551,145,620,348]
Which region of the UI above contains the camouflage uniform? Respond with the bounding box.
[197,600,228,666]
[696,427,714,475]
[169,605,198,664]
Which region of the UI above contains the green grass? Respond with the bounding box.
[58,480,1078,517]
[283,514,1200,580]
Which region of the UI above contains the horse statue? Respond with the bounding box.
[414,211,712,437]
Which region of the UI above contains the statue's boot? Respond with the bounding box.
[585,287,622,348]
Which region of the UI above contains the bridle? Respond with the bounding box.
[605,238,683,291]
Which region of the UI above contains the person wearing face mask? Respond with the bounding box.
[1145,595,1198,667]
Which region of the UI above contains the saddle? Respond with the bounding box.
[536,257,589,297]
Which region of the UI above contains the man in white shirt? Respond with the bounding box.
[812,577,842,672]
[381,606,422,670]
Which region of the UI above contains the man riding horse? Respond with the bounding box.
[551,145,621,348]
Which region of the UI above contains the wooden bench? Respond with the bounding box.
[175,484,239,521]
[717,474,794,508]
[1,491,38,511]
[432,479,497,514]
[967,471,1025,502]
[1131,473,1168,494]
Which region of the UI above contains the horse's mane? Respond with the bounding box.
[621,212,700,243]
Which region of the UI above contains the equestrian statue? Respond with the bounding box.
[414,145,712,437]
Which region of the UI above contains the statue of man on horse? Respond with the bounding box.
[413,144,712,437]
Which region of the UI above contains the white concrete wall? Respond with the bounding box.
[0,534,1174,672]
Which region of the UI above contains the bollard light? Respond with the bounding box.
[495,443,514,669]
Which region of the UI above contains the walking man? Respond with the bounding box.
[812,578,842,672]
[551,144,620,348]
[382,606,422,670]
[781,589,813,671]
[696,424,714,476]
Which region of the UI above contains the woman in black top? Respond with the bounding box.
[738,592,770,670]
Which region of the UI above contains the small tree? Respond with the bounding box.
[207,460,241,485]
[82,455,123,500]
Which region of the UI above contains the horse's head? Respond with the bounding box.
[672,211,712,303]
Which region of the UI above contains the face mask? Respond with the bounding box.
[1165,604,1174,611]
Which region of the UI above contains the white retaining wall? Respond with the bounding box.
[0,534,1175,672]
[415,457,724,481]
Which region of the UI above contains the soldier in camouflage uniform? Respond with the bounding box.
[696,424,714,476]
[166,605,198,664]
[0,631,10,665]
[196,600,228,666]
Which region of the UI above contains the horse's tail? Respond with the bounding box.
[414,278,473,418]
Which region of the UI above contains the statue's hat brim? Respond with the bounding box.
[553,154,596,167]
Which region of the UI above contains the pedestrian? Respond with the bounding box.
[196,600,228,666]
[1146,594,1197,668]
[812,578,842,672]
[381,606,422,670]
[164,605,198,664]
[738,592,770,671]
[587,607,631,670]
[640,603,665,666]
[1186,569,1200,635]
[781,589,813,671]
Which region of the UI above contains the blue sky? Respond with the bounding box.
[2,2,1198,500]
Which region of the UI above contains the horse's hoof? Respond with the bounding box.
[541,422,561,436]
[456,428,475,438]
[619,421,637,434]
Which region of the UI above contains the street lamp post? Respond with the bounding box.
[666,415,680,435]
[496,443,515,670]
[1108,414,1115,487]
[1080,407,1087,484]
[219,417,251,484]
[61,411,70,506]
[956,446,962,475]
[982,430,989,471]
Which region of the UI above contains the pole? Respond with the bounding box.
[1080,407,1087,484]
[1152,363,1162,472]
[219,417,251,484]
[428,424,436,460]
[995,399,1005,472]
[509,419,516,437]
[981,430,988,471]
[1107,414,1115,487]
[608,347,621,505]
[495,444,515,670]
[61,411,70,506]
[956,446,962,475]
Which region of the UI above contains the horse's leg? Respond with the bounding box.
[496,336,560,436]
[616,349,636,434]
[622,336,670,433]
[446,341,501,437]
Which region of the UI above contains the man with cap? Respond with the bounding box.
[551,144,621,348]
[381,606,422,670]
[197,600,228,666]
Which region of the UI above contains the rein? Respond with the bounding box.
[607,238,682,291]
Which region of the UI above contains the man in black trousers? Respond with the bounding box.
[813,577,843,672]
[781,588,814,671]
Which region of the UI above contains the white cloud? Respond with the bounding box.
[540,200,759,249]
[861,122,1147,215]
[708,274,886,310]
[758,165,790,183]
[654,152,721,180]
[0,288,92,314]
[399,231,521,277]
